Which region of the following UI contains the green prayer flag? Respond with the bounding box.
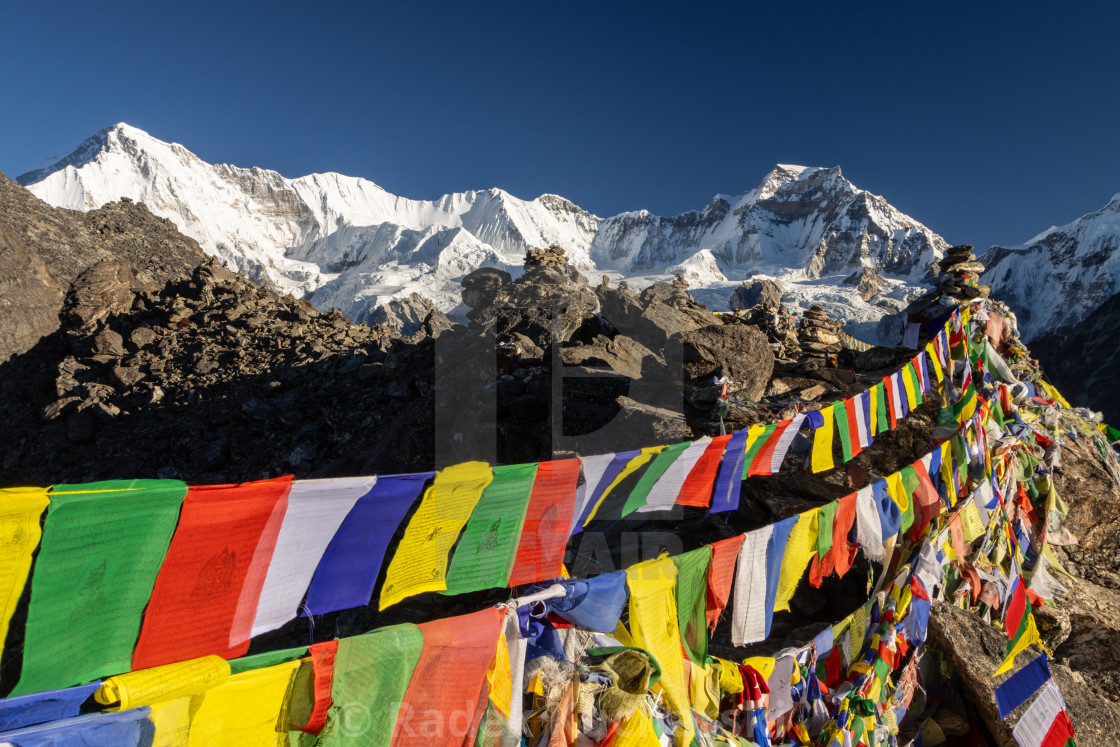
[671,546,712,663]
[817,501,836,558]
[229,646,307,675]
[833,401,853,462]
[875,382,889,434]
[623,442,689,515]
[444,463,538,594]
[13,480,187,695]
[741,423,779,479]
[318,623,424,746]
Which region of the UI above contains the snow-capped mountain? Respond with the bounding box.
[981,196,1120,341]
[19,124,948,331]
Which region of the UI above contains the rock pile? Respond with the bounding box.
[938,244,991,300]
[797,305,843,361]
[524,243,569,268]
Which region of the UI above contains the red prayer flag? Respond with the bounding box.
[843,398,863,458]
[290,640,338,734]
[883,375,899,429]
[1005,577,1027,641]
[676,434,732,507]
[133,476,293,670]
[393,608,504,746]
[706,535,745,631]
[508,459,580,587]
[1040,710,1075,747]
[908,460,943,542]
[747,419,793,476]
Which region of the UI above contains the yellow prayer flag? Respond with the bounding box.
[486,630,513,719]
[811,408,836,473]
[993,613,1041,676]
[926,342,944,383]
[901,366,918,410]
[940,442,957,507]
[613,706,660,746]
[742,656,775,679]
[186,660,300,746]
[715,657,744,694]
[960,501,985,542]
[885,473,910,517]
[868,386,879,437]
[774,508,819,614]
[0,487,49,668]
[380,461,493,609]
[624,556,694,747]
[95,655,231,711]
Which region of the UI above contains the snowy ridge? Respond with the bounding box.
[20,123,948,329]
[981,195,1120,341]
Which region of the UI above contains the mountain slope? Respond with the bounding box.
[0,169,204,361]
[1032,289,1120,424]
[981,195,1120,341]
[19,124,948,327]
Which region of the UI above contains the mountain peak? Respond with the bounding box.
[17,121,159,186]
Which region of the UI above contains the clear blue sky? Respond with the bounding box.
[1,1,1117,250]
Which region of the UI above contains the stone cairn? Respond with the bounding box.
[937,244,990,300]
[798,305,843,362]
[525,244,568,268]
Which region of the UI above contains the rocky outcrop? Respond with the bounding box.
[0,170,204,361]
[729,278,783,310]
[842,265,884,301]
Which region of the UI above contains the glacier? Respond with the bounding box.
[19,123,950,339]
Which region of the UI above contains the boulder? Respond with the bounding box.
[0,224,63,362]
[729,278,784,311]
[679,322,775,402]
[63,259,136,331]
[460,266,512,310]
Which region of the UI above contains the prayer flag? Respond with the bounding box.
[304,472,432,616]
[392,608,504,747]
[319,624,423,747]
[0,682,101,732]
[251,477,376,637]
[621,442,689,515]
[380,462,492,609]
[676,434,732,507]
[133,477,293,670]
[14,480,188,695]
[774,508,819,614]
[706,535,744,631]
[996,653,1051,720]
[621,556,694,746]
[0,487,49,669]
[444,463,537,595]
[811,406,836,473]
[508,459,580,586]
[673,546,712,662]
[185,660,300,746]
[710,429,748,513]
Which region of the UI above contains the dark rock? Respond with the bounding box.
[729,278,784,311]
[679,323,775,402]
[92,328,126,357]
